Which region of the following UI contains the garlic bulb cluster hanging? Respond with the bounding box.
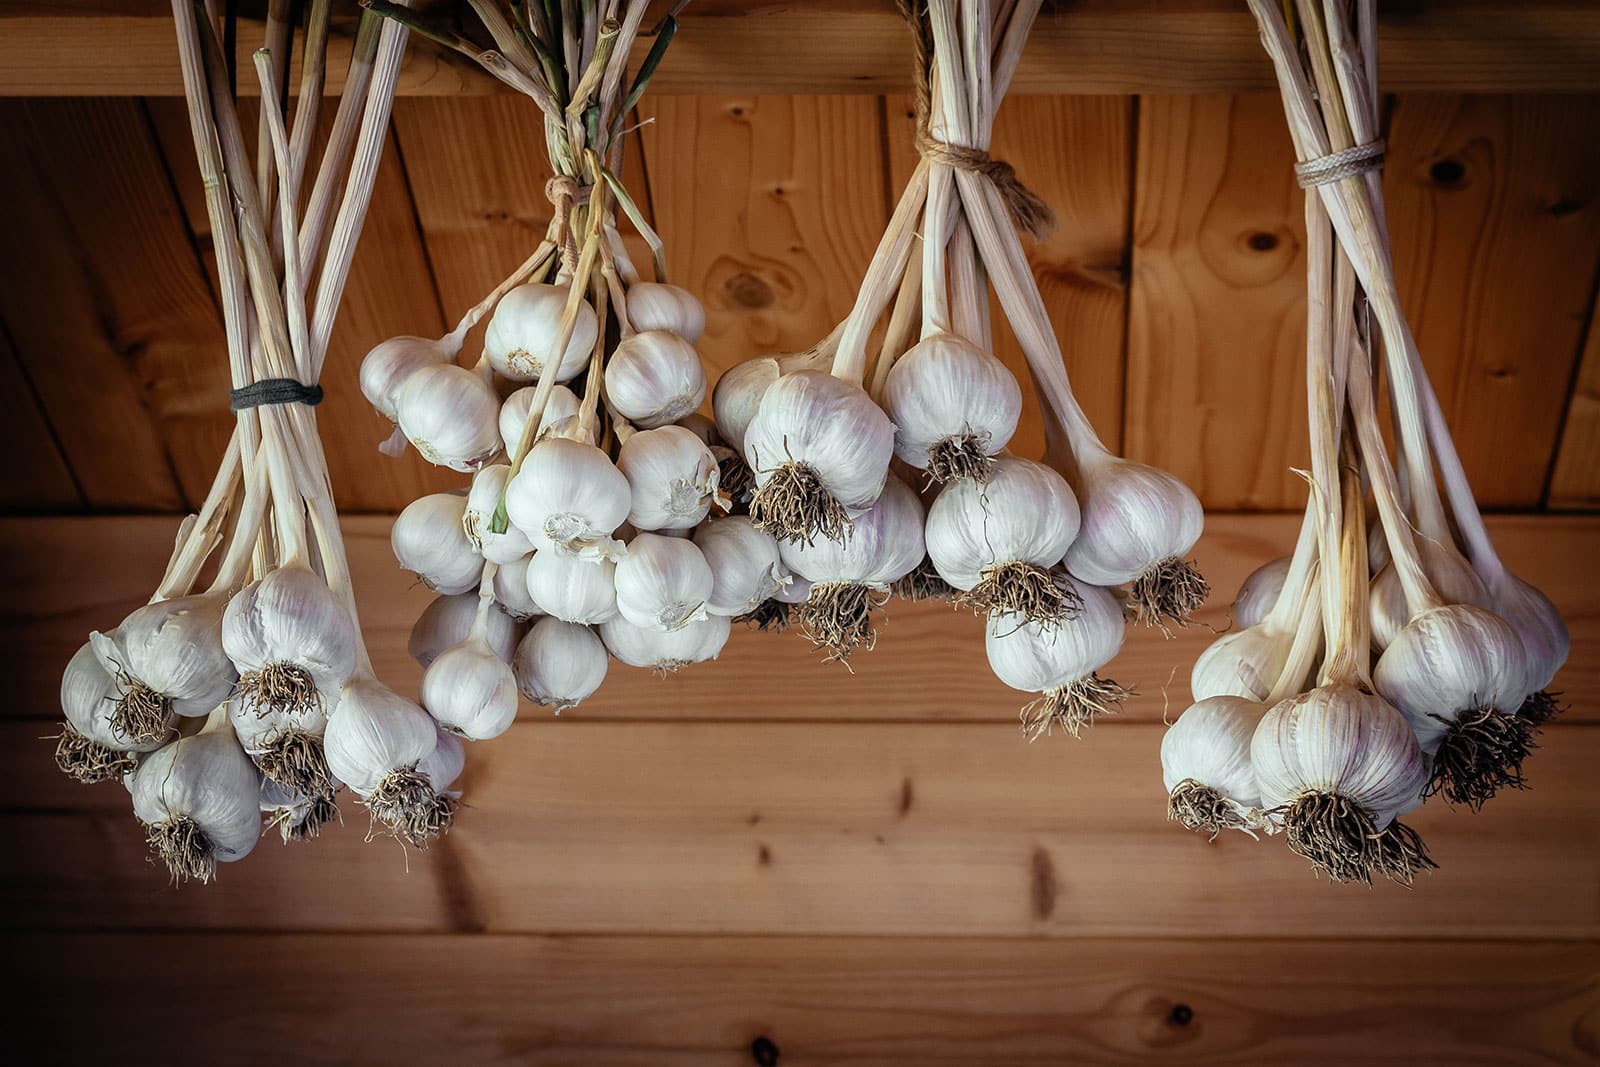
[708,0,1207,730]
[1161,0,1567,886]
[360,2,744,745]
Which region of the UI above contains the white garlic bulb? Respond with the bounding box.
[617,425,721,532]
[1189,625,1290,704]
[778,473,926,588]
[392,492,484,596]
[882,332,1022,480]
[1486,571,1568,693]
[259,777,341,843]
[491,555,542,621]
[504,437,630,560]
[604,330,707,429]
[693,516,791,617]
[744,370,895,542]
[223,564,358,709]
[131,726,261,883]
[712,356,781,456]
[626,282,706,342]
[421,633,520,741]
[984,576,1128,739]
[513,616,608,713]
[498,384,581,456]
[463,465,536,565]
[1161,695,1266,836]
[484,282,597,383]
[525,549,619,624]
[418,727,465,793]
[396,363,502,472]
[1368,538,1490,651]
[1062,453,1206,626]
[228,685,332,798]
[1232,556,1291,630]
[600,613,730,672]
[676,412,718,445]
[325,678,454,845]
[408,592,521,667]
[57,640,166,782]
[93,594,236,721]
[614,532,713,631]
[360,335,451,422]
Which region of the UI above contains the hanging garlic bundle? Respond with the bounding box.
[47,0,460,881]
[1162,0,1566,884]
[360,1,741,723]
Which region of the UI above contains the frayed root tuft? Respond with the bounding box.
[736,598,792,633]
[1020,672,1132,741]
[1279,791,1435,886]
[236,662,322,718]
[1424,705,1535,811]
[112,677,173,746]
[146,815,216,885]
[891,559,957,603]
[1168,778,1253,839]
[1129,557,1209,632]
[713,447,755,511]
[364,767,456,847]
[924,434,993,485]
[267,791,341,844]
[53,724,137,784]
[749,462,852,545]
[254,730,334,798]
[1518,689,1563,728]
[795,582,889,665]
[958,561,1080,625]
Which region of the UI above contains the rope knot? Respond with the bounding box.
[915,131,1056,241]
[544,173,593,207]
[1295,139,1386,188]
[230,378,323,412]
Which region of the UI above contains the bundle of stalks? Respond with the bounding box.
[711,0,1207,734]
[50,1,460,883]
[1161,0,1567,885]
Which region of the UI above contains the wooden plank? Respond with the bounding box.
[636,95,889,392]
[0,99,209,510]
[885,95,1131,458]
[4,4,1600,97]
[9,933,1598,1065]
[0,324,82,511]
[1548,309,1600,509]
[1124,95,1309,509]
[1384,94,1600,509]
[5,513,1597,724]
[145,98,461,512]
[4,719,1597,936]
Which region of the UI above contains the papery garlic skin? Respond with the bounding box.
[513,617,608,713]
[626,282,706,342]
[882,333,1022,476]
[409,593,522,667]
[1189,625,1290,704]
[499,384,581,457]
[94,595,236,720]
[131,728,261,878]
[778,474,926,587]
[1368,539,1490,651]
[464,465,535,565]
[1161,696,1266,820]
[676,413,718,445]
[505,438,631,560]
[617,425,721,532]
[360,335,450,422]
[713,357,781,456]
[614,532,713,631]
[1062,456,1204,588]
[324,679,440,797]
[605,330,708,429]
[694,516,791,617]
[1487,572,1568,692]
[1233,556,1291,630]
[491,555,542,621]
[484,282,597,383]
[421,635,520,741]
[392,492,484,596]
[259,777,341,842]
[58,640,166,780]
[228,689,329,755]
[600,613,731,672]
[1373,604,1531,753]
[925,458,1080,589]
[418,727,465,793]
[223,564,358,698]
[396,363,502,472]
[525,549,619,624]
[744,370,895,518]
[984,580,1125,694]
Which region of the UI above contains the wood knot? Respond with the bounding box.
[1429,158,1467,188]
[725,271,775,309]
[1029,847,1058,920]
[750,1035,779,1066]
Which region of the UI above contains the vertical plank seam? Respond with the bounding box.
[628,106,658,228]
[387,114,450,329]
[1540,263,1600,510]
[1114,95,1141,457]
[0,316,87,510]
[137,97,224,320]
[876,94,897,221]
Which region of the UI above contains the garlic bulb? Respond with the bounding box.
[694,516,791,617]
[1232,556,1291,630]
[56,640,165,783]
[418,727,465,793]
[463,465,536,565]
[360,335,451,422]
[499,384,581,456]
[1486,571,1568,698]
[614,532,713,631]
[130,726,261,884]
[924,457,1080,622]
[617,425,721,532]
[324,677,454,845]
[744,370,895,544]
[92,594,236,728]
[984,577,1129,740]
[1189,625,1290,704]
[676,412,718,445]
[604,330,707,429]
[1373,604,1532,809]
[1161,695,1266,837]
[1062,453,1206,627]
[259,778,341,843]
[1368,538,1490,651]
[1251,684,1433,885]
[491,555,541,620]
[882,332,1022,481]
[600,613,730,672]
[525,549,619,624]
[421,634,520,741]
[396,363,502,472]
[513,616,608,713]
[408,592,521,667]
[224,564,358,714]
[484,282,597,383]
[504,437,630,560]
[392,492,484,595]
[228,687,332,799]
[712,356,780,456]
[626,281,706,342]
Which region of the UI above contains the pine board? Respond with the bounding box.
[1549,311,1600,509]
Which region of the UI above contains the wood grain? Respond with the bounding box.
[4,719,1597,937]
[1384,94,1600,508]
[1124,95,1310,509]
[0,324,80,511]
[9,933,1598,1064]
[1548,308,1600,509]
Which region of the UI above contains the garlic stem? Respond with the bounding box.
[253,49,311,381]
[1266,569,1324,704]
[830,162,931,386]
[445,236,560,354]
[297,10,381,273]
[867,232,925,402]
[156,435,242,600]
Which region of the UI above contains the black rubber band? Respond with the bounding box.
[229,378,324,412]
